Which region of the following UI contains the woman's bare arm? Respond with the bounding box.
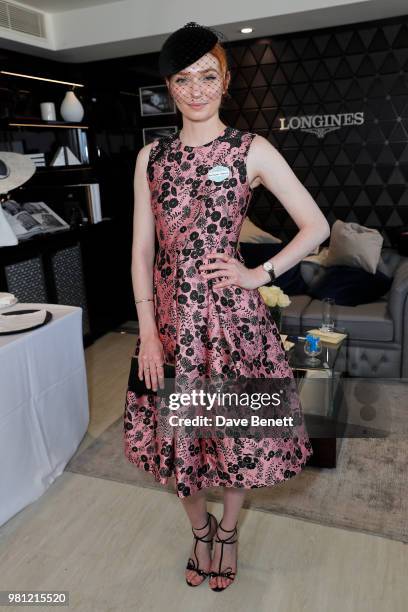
[131,142,159,340]
[246,135,331,284]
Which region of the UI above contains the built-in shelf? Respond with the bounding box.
[0,70,85,88]
[23,166,97,187]
[7,119,88,129]
[35,165,93,172]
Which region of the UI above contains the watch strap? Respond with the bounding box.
[266,269,275,285]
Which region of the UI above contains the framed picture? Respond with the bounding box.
[139,84,176,116]
[142,126,178,146]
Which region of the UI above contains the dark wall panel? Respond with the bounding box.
[1,14,408,250]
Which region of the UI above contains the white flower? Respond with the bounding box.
[258,285,291,308]
[277,292,291,307]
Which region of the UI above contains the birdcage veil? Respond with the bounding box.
[158,22,231,106]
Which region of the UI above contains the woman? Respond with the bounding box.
[123,22,330,592]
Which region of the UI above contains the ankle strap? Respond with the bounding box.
[215,520,238,544]
[218,519,237,533]
[191,512,216,544]
[191,512,211,532]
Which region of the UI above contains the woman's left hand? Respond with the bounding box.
[199,252,267,290]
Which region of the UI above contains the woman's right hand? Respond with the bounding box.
[138,333,165,391]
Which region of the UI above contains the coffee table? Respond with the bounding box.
[285,331,349,468]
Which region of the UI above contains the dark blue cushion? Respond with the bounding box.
[309,265,393,306]
[239,242,308,295]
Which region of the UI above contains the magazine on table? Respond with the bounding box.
[1,199,70,241]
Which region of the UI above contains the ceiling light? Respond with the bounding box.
[240,27,253,34]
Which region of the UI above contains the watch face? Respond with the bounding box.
[263,261,273,271]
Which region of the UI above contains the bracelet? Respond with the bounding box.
[135,298,154,304]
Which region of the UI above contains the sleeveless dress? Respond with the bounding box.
[123,125,313,498]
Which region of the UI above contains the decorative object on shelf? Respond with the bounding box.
[0,152,37,247]
[25,153,46,167]
[2,199,69,241]
[50,146,81,166]
[303,333,322,365]
[258,285,291,333]
[40,102,56,121]
[0,152,36,194]
[60,90,84,122]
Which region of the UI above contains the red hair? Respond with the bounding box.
[209,42,230,101]
[209,42,229,79]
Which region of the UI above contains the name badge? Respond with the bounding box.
[207,165,230,182]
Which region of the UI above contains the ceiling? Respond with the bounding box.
[9,0,124,12]
[0,0,407,62]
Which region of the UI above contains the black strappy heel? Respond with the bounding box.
[185,512,217,587]
[209,520,238,592]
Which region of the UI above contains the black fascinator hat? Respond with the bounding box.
[158,21,226,77]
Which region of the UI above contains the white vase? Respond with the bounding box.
[60,90,84,122]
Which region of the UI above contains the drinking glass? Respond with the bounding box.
[303,333,322,365]
[320,297,335,332]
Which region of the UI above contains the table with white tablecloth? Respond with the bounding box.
[0,303,89,527]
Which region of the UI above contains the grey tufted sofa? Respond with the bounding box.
[281,248,408,379]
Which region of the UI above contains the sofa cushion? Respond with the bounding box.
[324,220,383,274]
[301,246,397,288]
[301,299,393,342]
[304,246,398,274]
[308,265,393,306]
[300,259,327,288]
[239,242,308,295]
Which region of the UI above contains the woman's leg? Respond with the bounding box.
[209,488,245,590]
[181,489,217,585]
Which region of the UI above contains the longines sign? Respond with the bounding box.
[279,112,365,138]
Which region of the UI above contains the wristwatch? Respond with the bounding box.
[261,260,276,285]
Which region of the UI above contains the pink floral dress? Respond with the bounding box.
[123,125,313,498]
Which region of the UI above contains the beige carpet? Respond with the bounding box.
[66,378,408,544]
